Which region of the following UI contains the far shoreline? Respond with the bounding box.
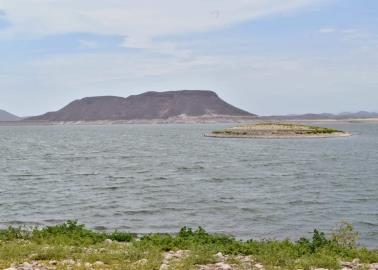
[1,117,378,126]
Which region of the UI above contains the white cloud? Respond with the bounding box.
[318,27,336,33]
[0,0,318,50]
[2,49,374,116]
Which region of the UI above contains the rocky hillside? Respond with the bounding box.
[28,90,255,121]
[0,109,20,121]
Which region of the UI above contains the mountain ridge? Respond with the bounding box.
[28,90,255,122]
[0,109,20,121]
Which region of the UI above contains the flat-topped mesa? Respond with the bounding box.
[206,123,351,138]
[27,90,256,122]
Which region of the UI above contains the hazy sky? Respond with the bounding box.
[0,0,377,116]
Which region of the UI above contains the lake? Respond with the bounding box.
[0,123,377,247]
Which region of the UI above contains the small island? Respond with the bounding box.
[206,123,351,139]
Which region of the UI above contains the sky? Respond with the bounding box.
[0,0,377,117]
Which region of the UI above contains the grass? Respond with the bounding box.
[0,221,376,270]
[211,123,344,136]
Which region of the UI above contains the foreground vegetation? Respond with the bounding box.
[0,221,376,270]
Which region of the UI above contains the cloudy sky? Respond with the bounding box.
[0,0,377,116]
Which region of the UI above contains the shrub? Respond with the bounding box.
[331,221,359,248]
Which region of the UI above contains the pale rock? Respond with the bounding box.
[216,252,225,261]
[104,239,113,244]
[215,262,232,270]
[159,264,169,270]
[134,259,148,265]
[62,259,75,265]
[49,260,58,265]
[84,262,92,268]
[254,263,264,269]
[93,261,105,266]
[341,262,353,268]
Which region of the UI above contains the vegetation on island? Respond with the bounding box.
[0,221,377,270]
[209,123,346,138]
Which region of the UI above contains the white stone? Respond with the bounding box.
[159,264,169,270]
[254,263,264,269]
[62,259,75,265]
[104,239,113,244]
[93,261,105,266]
[215,262,232,270]
[215,252,225,261]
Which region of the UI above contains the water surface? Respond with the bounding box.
[0,123,377,247]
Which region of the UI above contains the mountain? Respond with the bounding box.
[261,111,378,120]
[28,90,255,122]
[0,109,20,121]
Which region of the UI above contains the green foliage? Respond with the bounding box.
[332,221,359,248]
[0,222,377,270]
[0,226,30,241]
[297,229,330,253]
[108,230,133,242]
[0,220,133,246]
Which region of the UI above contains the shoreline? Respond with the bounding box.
[1,117,378,126]
[0,221,377,270]
[204,132,352,139]
[206,123,352,139]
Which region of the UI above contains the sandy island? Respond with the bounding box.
[205,123,351,139]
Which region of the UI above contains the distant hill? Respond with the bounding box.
[261,111,378,120]
[28,90,255,122]
[0,109,20,121]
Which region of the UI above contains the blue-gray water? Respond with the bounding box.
[0,123,377,247]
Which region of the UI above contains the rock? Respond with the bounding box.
[49,261,58,266]
[237,255,253,263]
[62,259,75,265]
[254,263,264,269]
[4,268,17,270]
[369,263,378,270]
[84,262,92,268]
[215,262,232,270]
[216,252,225,261]
[104,239,113,244]
[159,264,169,270]
[352,259,360,265]
[341,262,353,268]
[134,259,148,265]
[175,250,188,258]
[93,261,105,266]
